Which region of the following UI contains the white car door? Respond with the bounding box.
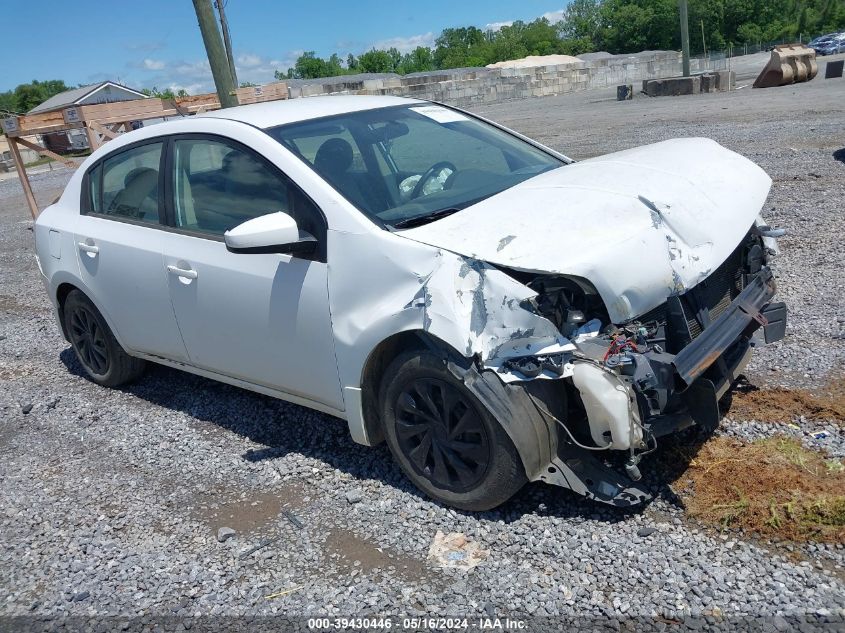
[160,135,343,410]
[75,140,189,361]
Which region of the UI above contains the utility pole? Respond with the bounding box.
[679,0,691,77]
[215,0,238,87]
[192,0,238,108]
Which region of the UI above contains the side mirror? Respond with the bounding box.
[224,212,317,256]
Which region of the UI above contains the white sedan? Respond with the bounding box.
[35,95,786,510]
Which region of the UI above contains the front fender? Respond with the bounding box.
[328,229,571,461]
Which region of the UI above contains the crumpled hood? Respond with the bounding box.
[399,138,772,323]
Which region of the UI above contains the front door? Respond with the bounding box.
[160,136,343,410]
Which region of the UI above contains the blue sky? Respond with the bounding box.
[3,1,569,93]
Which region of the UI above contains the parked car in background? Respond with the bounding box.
[33,96,787,510]
[810,32,845,55]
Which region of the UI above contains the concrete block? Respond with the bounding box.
[714,70,736,91]
[675,76,699,95]
[644,79,663,97]
[699,74,716,93]
[642,76,699,97]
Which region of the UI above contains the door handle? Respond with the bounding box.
[167,265,198,280]
[78,241,99,255]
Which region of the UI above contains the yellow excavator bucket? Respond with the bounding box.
[753,44,819,88]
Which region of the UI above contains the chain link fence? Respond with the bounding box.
[690,33,838,72]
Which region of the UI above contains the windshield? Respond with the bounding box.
[266,104,564,228]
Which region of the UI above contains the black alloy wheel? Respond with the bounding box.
[62,289,146,387]
[394,377,492,493]
[68,303,110,376]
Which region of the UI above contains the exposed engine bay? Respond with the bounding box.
[490,229,787,501]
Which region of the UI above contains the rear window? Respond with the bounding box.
[87,142,163,225]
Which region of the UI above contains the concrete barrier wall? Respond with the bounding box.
[286,51,722,107]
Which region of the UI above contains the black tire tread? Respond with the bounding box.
[379,350,526,511]
[63,290,146,387]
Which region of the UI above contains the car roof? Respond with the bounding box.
[199,95,425,129]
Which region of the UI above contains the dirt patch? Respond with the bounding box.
[192,483,304,535]
[678,436,845,542]
[323,528,434,584]
[0,295,48,315]
[727,378,845,424]
[0,421,19,450]
[0,363,35,380]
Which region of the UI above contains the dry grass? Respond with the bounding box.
[678,436,845,542]
[728,377,845,425]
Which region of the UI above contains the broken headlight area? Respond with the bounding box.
[488,231,786,499]
[502,353,568,378]
[521,274,610,339]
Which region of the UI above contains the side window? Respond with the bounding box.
[286,125,367,173]
[92,142,163,223]
[172,138,321,238]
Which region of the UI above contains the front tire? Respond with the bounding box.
[379,350,526,511]
[63,290,146,387]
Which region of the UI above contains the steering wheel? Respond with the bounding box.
[411,161,457,199]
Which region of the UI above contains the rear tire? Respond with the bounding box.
[63,290,146,387]
[379,350,526,511]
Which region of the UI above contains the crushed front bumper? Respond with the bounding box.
[547,266,786,506]
[646,266,785,435]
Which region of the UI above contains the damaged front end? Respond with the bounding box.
[460,230,787,507]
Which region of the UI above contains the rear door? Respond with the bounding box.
[159,135,343,409]
[75,140,189,361]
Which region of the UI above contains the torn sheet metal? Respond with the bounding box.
[327,231,573,401]
[419,256,572,361]
[398,138,772,323]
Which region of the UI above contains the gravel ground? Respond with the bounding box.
[2,68,845,631]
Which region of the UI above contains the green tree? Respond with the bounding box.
[141,86,176,99]
[264,0,845,80]
[358,49,395,73]
[488,23,530,62]
[399,46,435,73]
[9,79,70,112]
[559,0,602,46]
[521,18,561,56]
[0,90,16,116]
[434,27,489,68]
[291,51,329,79]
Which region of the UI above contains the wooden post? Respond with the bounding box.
[192,0,239,108]
[87,120,119,140]
[215,0,238,87]
[83,123,101,151]
[6,136,39,219]
[14,136,76,167]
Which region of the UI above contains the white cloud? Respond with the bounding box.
[371,32,435,53]
[235,51,302,84]
[165,82,207,95]
[485,21,513,32]
[236,53,262,68]
[142,58,166,70]
[541,8,566,23]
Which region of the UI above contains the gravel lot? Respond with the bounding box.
[1,62,844,630]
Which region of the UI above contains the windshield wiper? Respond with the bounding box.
[392,208,461,229]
